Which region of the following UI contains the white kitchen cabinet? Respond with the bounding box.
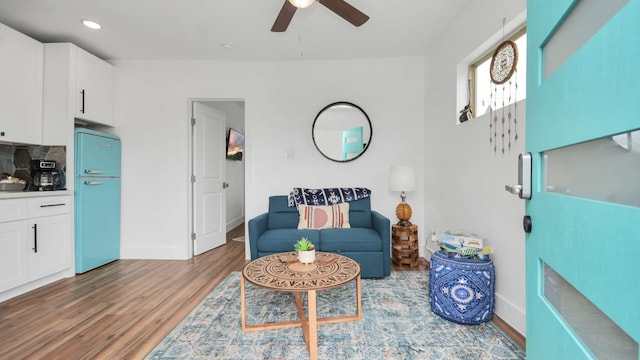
[43,43,114,133]
[0,23,43,144]
[0,195,72,300]
[0,220,29,293]
[28,214,71,281]
[27,196,71,281]
[76,46,115,126]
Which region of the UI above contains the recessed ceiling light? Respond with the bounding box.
[82,20,102,30]
[221,42,234,50]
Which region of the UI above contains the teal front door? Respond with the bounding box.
[526,0,640,359]
[342,126,364,160]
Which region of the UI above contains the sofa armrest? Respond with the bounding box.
[371,211,391,276]
[248,213,269,260]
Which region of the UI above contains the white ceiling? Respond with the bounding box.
[0,0,470,62]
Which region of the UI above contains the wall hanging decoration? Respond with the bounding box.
[489,19,519,154]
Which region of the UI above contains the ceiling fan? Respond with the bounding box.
[272,0,369,32]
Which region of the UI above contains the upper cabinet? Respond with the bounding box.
[76,46,115,126]
[43,43,115,136]
[0,23,43,144]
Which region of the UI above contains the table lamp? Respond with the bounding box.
[389,165,415,226]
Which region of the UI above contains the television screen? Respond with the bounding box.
[226,128,244,161]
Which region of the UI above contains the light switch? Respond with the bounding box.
[284,149,295,159]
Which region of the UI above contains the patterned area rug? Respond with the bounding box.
[146,271,525,360]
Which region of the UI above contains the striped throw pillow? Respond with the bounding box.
[297,203,350,229]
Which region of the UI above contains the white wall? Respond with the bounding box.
[112,57,425,263]
[111,0,527,335]
[423,0,527,335]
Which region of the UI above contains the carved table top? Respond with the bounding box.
[241,252,361,292]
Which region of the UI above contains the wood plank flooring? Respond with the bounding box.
[0,225,524,359]
[0,224,247,360]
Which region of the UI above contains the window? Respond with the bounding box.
[469,28,527,117]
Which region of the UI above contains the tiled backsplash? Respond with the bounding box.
[0,144,66,183]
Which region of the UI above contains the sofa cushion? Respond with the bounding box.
[257,229,320,253]
[267,196,299,229]
[320,228,382,252]
[297,203,350,229]
[348,197,373,228]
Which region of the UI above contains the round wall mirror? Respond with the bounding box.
[312,102,372,162]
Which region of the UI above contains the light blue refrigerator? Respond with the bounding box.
[74,128,121,273]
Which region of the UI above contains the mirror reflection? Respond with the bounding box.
[312,102,372,162]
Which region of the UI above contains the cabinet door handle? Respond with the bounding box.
[40,203,66,208]
[33,223,38,253]
[80,89,86,114]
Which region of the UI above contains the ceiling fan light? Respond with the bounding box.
[288,0,315,9]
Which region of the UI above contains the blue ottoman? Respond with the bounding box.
[429,250,495,324]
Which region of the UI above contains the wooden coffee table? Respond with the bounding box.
[241,251,362,360]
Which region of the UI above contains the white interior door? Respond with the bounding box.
[192,102,226,255]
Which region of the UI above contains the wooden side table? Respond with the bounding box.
[392,224,419,268]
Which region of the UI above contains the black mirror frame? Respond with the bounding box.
[312,101,372,163]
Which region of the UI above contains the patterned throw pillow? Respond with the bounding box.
[297,203,351,229]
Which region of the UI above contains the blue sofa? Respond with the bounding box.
[248,195,391,278]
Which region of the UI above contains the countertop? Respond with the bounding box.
[0,189,72,200]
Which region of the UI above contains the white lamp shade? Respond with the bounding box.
[288,0,315,8]
[389,165,415,192]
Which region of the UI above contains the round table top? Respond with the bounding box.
[242,252,361,292]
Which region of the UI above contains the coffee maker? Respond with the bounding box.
[30,160,66,191]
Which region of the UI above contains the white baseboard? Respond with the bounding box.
[0,269,74,303]
[121,246,189,260]
[226,216,245,232]
[494,293,526,336]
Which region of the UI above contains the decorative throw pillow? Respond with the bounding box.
[297,203,351,229]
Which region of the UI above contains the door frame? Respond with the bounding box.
[187,98,246,258]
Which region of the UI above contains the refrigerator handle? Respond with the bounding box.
[84,169,103,174]
[84,181,103,185]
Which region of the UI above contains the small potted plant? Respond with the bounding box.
[294,237,316,264]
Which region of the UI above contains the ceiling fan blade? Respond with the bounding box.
[318,0,369,27]
[271,1,297,32]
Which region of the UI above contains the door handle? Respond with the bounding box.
[80,89,85,114]
[505,184,522,195]
[505,152,532,200]
[32,223,38,253]
[222,182,229,189]
[85,181,103,185]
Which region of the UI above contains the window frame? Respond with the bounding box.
[468,27,527,117]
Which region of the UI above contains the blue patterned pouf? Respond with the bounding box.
[429,250,495,325]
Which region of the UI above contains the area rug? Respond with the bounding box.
[231,236,245,242]
[146,271,525,360]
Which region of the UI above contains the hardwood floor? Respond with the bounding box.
[0,226,524,359]
[0,224,248,360]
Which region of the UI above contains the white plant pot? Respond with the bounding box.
[297,249,316,264]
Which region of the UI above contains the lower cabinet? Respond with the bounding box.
[28,214,71,282]
[0,220,29,293]
[0,196,72,296]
